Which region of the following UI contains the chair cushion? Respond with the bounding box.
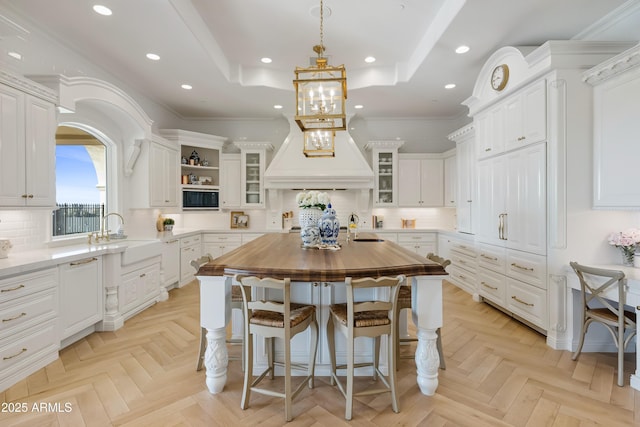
[330,303,390,327]
[250,303,315,328]
[397,286,411,310]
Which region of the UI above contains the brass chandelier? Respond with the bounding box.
[293,0,347,144]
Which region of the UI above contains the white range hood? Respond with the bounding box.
[264,118,374,190]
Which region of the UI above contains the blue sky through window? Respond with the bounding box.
[56,145,100,203]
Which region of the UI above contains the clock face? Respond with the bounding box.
[491,64,509,91]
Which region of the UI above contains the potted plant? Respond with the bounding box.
[163,217,175,231]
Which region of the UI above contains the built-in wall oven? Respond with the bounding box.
[182,189,219,210]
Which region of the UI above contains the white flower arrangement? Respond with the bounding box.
[296,190,330,211]
[607,228,640,250]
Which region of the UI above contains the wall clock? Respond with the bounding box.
[491,64,509,91]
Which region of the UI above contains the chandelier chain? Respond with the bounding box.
[319,0,324,52]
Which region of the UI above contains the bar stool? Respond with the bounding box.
[192,254,243,371]
[570,261,637,386]
[395,253,449,370]
[326,275,404,420]
[236,275,319,422]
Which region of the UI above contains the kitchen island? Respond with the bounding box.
[196,232,447,396]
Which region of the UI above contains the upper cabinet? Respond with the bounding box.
[0,74,57,207]
[476,79,546,160]
[160,129,226,210]
[443,149,456,208]
[129,135,180,209]
[398,154,443,207]
[220,153,241,209]
[234,141,273,209]
[586,44,640,208]
[366,141,403,207]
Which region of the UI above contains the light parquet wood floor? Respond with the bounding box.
[1,280,640,426]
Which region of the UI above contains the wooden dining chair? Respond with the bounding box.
[395,253,449,370]
[570,261,637,386]
[192,254,244,371]
[236,275,318,422]
[326,275,404,420]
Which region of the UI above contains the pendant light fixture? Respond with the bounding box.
[293,0,347,146]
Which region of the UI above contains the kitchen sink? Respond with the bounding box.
[119,240,162,266]
[352,238,385,242]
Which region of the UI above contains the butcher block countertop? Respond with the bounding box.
[197,232,447,282]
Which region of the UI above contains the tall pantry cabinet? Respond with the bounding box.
[462,41,632,340]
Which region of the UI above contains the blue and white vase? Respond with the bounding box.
[318,203,340,245]
[299,207,323,229]
[300,225,320,247]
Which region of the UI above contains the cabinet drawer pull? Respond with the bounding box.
[511,295,534,307]
[458,259,466,264]
[458,245,467,249]
[166,239,179,244]
[21,194,28,198]
[1,284,25,293]
[511,263,534,272]
[3,348,27,360]
[70,257,98,266]
[485,148,491,152]
[481,254,498,261]
[139,273,146,278]
[2,312,26,323]
[457,274,466,280]
[481,282,497,290]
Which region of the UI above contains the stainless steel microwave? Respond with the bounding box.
[182,189,219,210]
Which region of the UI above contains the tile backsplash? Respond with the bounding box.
[0,210,51,253]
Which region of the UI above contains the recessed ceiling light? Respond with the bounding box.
[146,53,160,61]
[93,5,112,16]
[364,56,376,63]
[354,105,364,109]
[261,57,272,64]
[455,45,470,54]
[181,84,192,90]
[444,83,456,89]
[273,104,283,109]
[8,51,22,60]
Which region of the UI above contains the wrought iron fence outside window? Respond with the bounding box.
[53,203,103,237]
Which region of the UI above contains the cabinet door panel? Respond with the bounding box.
[25,95,56,206]
[420,159,443,206]
[398,158,421,206]
[0,86,25,205]
[60,257,102,339]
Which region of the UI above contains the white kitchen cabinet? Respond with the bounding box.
[366,141,403,207]
[203,233,242,259]
[179,234,202,286]
[476,143,546,255]
[446,234,477,297]
[475,103,504,160]
[443,149,456,207]
[0,80,56,207]
[129,135,179,208]
[448,124,475,234]
[150,141,179,207]
[587,44,640,208]
[120,260,161,319]
[233,141,273,209]
[0,267,59,392]
[504,79,546,152]
[398,155,444,207]
[221,154,241,209]
[397,232,436,257]
[161,237,180,290]
[59,256,102,342]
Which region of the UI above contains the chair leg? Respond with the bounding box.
[345,334,354,421]
[572,318,591,361]
[196,327,206,371]
[618,326,625,387]
[388,330,399,413]
[241,331,253,410]
[373,336,380,380]
[284,335,293,422]
[308,317,319,389]
[327,316,337,386]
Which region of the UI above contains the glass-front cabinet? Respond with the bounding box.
[234,141,273,208]
[365,140,404,207]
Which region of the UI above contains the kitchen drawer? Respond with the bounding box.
[0,322,57,372]
[180,234,201,248]
[397,232,436,244]
[478,267,506,306]
[203,233,242,244]
[449,251,476,274]
[506,250,546,289]
[447,264,476,295]
[449,238,475,259]
[0,289,57,340]
[0,267,57,303]
[506,278,547,330]
[477,243,506,274]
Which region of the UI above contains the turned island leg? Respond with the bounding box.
[205,328,229,393]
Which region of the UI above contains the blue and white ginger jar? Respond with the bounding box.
[300,225,320,247]
[318,203,340,245]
